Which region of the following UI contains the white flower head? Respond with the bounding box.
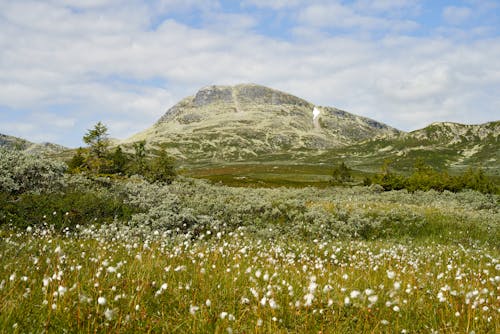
[387,270,396,279]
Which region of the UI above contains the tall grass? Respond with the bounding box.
[0,225,498,333]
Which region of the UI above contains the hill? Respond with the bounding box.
[121,84,400,162]
[329,121,500,175]
[0,133,67,155]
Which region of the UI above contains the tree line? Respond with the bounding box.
[332,159,498,194]
[67,122,176,183]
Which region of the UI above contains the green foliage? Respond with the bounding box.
[0,149,66,195]
[108,146,128,174]
[0,189,138,229]
[146,148,176,184]
[74,123,177,183]
[130,140,147,175]
[66,147,86,173]
[83,121,109,159]
[331,161,352,185]
[370,159,498,194]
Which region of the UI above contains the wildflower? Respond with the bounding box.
[205,299,211,307]
[135,304,140,311]
[364,288,374,296]
[368,295,378,304]
[344,296,351,306]
[104,308,114,321]
[228,314,235,321]
[350,290,361,299]
[57,286,67,296]
[387,270,396,279]
[304,293,314,306]
[189,305,199,315]
[323,284,333,293]
[220,312,228,320]
[257,318,263,326]
[98,297,106,305]
[269,298,278,309]
[393,305,400,312]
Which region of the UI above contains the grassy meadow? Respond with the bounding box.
[1,149,499,333]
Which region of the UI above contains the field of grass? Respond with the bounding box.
[1,147,499,333]
[1,224,498,333]
[1,173,499,333]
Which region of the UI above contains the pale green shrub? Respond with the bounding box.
[0,149,66,194]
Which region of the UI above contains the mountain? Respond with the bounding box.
[326,121,500,174]
[121,84,400,161]
[0,133,67,155]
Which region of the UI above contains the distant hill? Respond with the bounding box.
[323,121,499,174]
[0,133,67,155]
[120,84,401,161]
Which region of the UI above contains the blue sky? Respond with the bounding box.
[0,0,499,147]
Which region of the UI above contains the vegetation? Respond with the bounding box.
[368,159,498,194]
[0,131,499,333]
[67,122,176,183]
[330,161,352,186]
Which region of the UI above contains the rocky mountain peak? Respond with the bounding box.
[190,83,311,108]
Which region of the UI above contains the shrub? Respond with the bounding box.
[0,149,66,194]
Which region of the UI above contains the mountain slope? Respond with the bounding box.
[0,133,67,155]
[328,121,500,174]
[122,84,400,161]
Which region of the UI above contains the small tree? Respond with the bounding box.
[147,148,176,184]
[331,161,352,186]
[130,140,148,175]
[109,146,129,174]
[67,147,86,173]
[83,122,109,159]
[83,122,111,173]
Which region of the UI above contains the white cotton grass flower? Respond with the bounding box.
[220,312,228,320]
[368,295,379,304]
[205,299,211,307]
[344,296,351,306]
[189,305,199,315]
[387,270,396,279]
[104,308,114,321]
[98,296,106,305]
[350,290,361,299]
[364,289,374,296]
[57,286,67,296]
[304,293,314,307]
[269,298,278,309]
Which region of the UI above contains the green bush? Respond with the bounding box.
[0,149,66,194]
[0,189,139,230]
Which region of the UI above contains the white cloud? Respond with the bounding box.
[242,0,303,9]
[0,0,498,146]
[298,3,418,32]
[442,6,472,25]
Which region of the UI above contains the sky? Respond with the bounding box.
[0,0,499,148]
